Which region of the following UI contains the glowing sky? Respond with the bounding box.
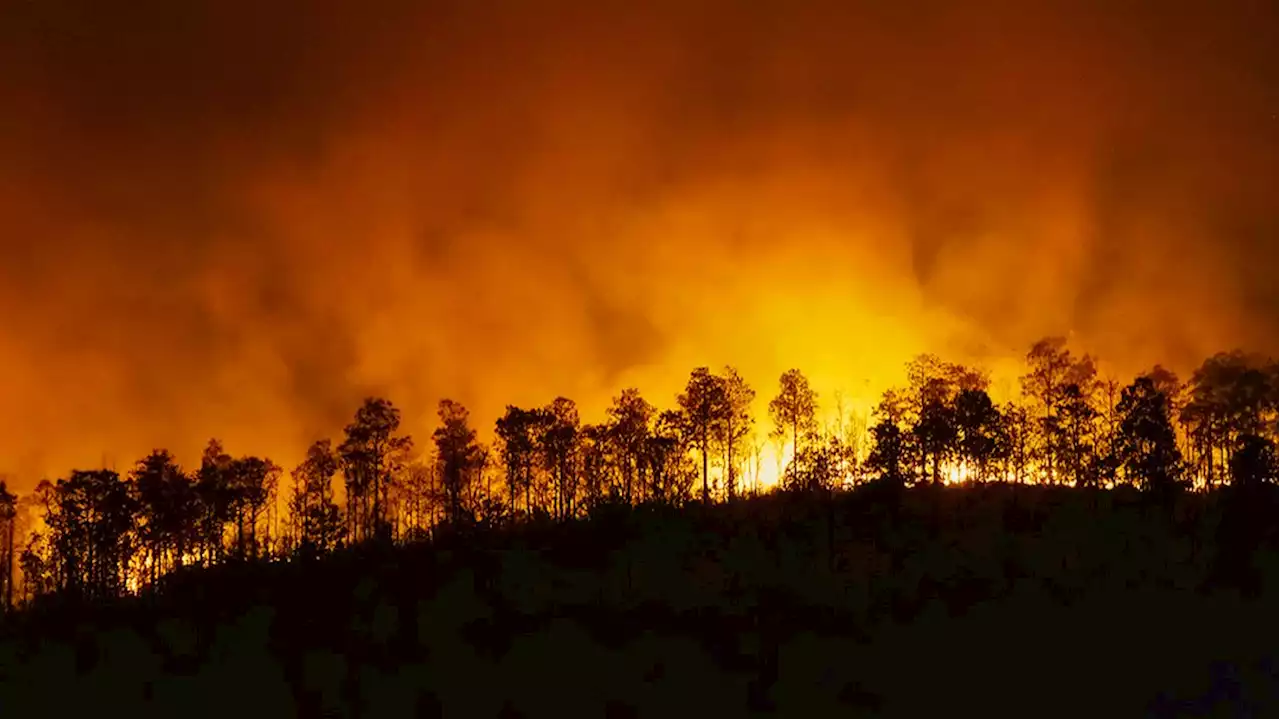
[0,0,1274,486]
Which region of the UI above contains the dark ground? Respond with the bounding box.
[1,483,1275,717]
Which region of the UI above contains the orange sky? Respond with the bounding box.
[0,0,1275,488]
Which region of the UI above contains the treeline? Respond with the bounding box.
[0,338,1274,613]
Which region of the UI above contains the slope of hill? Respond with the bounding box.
[1,483,1275,717]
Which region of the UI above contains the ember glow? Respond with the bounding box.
[0,0,1274,487]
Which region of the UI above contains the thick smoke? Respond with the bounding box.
[0,0,1274,485]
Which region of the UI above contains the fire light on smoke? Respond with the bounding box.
[0,0,1272,489]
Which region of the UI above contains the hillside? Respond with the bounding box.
[1,483,1275,717]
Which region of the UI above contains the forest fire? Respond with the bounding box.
[0,0,1272,492]
[0,2,1275,715]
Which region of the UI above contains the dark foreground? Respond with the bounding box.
[1,484,1275,717]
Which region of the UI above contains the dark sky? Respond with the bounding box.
[0,0,1275,484]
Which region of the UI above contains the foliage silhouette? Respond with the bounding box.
[1116,375,1185,494]
[768,369,819,476]
[288,440,344,556]
[678,367,728,503]
[716,367,755,501]
[341,397,413,543]
[0,339,1275,715]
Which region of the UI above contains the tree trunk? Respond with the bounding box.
[4,517,12,611]
[793,418,799,482]
[701,428,710,503]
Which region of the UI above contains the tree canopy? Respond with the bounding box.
[1,339,1274,606]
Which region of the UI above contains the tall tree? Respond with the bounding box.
[902,356,988,481]
[1021,338,1075,421]
[866,419,907,485]
[340,398,413,543]
[1020,337,1097,484]
[768,369,819,481]
[953,388,1006,482]
[131,450,195,585]
[19,532,52,603]
[679,367,728,503]
[999,403,1033,484]
[44,470,138,600]
[913,394,958,484]
[289,440,343,554]
[195,439,234,565]
[1116,374,1184,493]
[433,399,484,525]
[225,456,280,560]
[0,481,15,613]
[578,423,614,509]
[645,409,694,504]
[606,389,655,504]
[716,367,755,500]
[1057,382,1100,487]
[1181,352,1279,487]
[1094,377,1125,487]
[495,406,542,517]
[537,397,581,520]
[395,461,437,539]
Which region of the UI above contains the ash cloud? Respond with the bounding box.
[0,0,1274,485]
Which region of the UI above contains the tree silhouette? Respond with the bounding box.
[1021,338,1096,484]
[645,409,694,504]
[783,435,845,492]
[226,456,280,560]
[433,399,485,526]
[496,406,542,518]
[0,481,15,613]
[913,395,957,484]
[395,461,437,539]
[288,440,343,555]
[679,367,728,503]
[606,389,655,504]
[1116,375,1184,493]
[1021,338,1074,414]
[195,440,234,565]
[903,356,983,481]
[340,398,413,543]
[1,346,1277,613]
[1229,434,1278,487]
[999,402,1033,483]
[903,356,992,483]
[866,412,908,486]
[18,532,51,603]
[827,391,864,485]
[715,367,755,500]
[1057,382,1100,487]
[768,369,819,481]
[577,422,611,509]
[131,450,196,585]
[1093,378,1125,487]
[954,388,1006,482]
[1181,352,1279,487]
[43,470,138,600]
[538,397,581,520]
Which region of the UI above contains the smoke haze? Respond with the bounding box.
[0,0,1274,485]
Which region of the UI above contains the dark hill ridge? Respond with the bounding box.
[1,483,1275,717]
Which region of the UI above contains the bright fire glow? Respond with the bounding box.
[0,2,1269,504]
[752,440,793,493]
[942,463,972,486]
